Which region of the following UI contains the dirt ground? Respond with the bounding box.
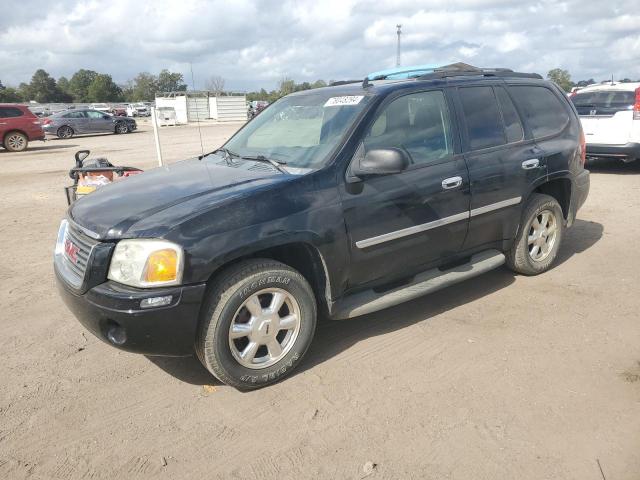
[1,122,639,480]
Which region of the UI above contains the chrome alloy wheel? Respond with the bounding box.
[528,209,558,262]
[6,133,26,151]
[228,288,301,369]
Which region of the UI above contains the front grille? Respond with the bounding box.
[62,222,99,284]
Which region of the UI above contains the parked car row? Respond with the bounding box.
[0,105,137,151]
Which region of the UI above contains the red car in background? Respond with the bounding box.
[0,104,45,152]
[110,105,127,116]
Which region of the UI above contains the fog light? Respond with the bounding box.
[140,295,172,309]
[107,324,127,345]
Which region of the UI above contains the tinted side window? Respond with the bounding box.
[459,86,505,150]
[365,90,453,165]
[0,107,24,118]
[511,86,569,138]
[63,111,86,119]
[86,110,105,119]
[495,86,524,143]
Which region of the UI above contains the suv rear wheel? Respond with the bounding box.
[4,131,28,152]
[506,193,564,275]
[196,259,317,390]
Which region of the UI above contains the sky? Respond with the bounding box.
[1,0,640,92]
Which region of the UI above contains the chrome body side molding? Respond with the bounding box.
[355,197,522,249]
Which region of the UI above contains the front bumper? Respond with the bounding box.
[55,262,206,356]
[586,142,640,161]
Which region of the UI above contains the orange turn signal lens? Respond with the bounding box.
[144,249,178,283]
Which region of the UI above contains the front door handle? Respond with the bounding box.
[522,159,540,170]
[442,176,463,190]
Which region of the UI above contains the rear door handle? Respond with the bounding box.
[441,176,463,190]
[522,159,540,170]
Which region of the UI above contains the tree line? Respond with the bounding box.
[0,69,187,103]
[0,69,331,105]
[246,78,329,103]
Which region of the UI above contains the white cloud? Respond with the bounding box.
[0,0,639,91]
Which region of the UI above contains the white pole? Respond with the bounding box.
[151,107,164,167]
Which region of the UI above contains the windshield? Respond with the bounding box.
[223,91,371,169]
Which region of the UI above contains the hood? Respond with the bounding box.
[69,156,293,239]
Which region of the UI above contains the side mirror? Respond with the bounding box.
[351,148,409,177]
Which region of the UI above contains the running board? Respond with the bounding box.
[331,250,505,320]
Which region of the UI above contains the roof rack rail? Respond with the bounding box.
[417,68,542,80]
[329,80,362,86]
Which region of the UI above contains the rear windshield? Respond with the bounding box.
[571,90,635,115]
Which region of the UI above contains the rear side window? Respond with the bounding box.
[510,85,569,138]
[0,107,24,118]
[495,86,524,143]
[459,86,505,150]
[365,90,453,166]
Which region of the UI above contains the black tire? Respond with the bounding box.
[115,122,129,134]
[506,193,564,275]
[57,126,74,139]
[3,131,28,152]
[196,259,317,390]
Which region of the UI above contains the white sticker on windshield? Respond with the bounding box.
[324,95,364,107]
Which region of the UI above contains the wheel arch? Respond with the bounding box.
[532,176,572,221]
[204,241,332,316]
[3,129,28,142]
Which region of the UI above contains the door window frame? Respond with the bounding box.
[347,86,463,175]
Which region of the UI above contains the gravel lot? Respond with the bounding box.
[1,122,639,480]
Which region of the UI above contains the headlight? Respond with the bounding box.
[54,219,69,257]
[108,239,184,288]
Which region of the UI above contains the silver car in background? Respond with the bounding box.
[41,109,137,138]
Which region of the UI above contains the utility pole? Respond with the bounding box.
[396,24,402,67]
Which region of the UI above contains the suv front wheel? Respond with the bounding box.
[196,259,317,390]
[506,193,564,275]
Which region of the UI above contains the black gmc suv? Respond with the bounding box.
[55,65,590,389]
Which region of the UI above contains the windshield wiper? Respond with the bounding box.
[239,155,288,173]
[209,147,239,164]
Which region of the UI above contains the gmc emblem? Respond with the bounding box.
[64,238,79,263]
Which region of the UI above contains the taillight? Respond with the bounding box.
[41,118,52,125]
[634,87,640,120]
[579,129,586,166]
